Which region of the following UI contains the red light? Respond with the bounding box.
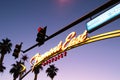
[37,27,43,32]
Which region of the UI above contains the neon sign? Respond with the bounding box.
[20,64,26,73]
[30,30,88,67]
[30,30,120,69]
[86,3,120,33]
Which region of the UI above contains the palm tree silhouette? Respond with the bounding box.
[21,55,28,62]
[9,61,25,80]
[46,64,59,80]
[0,38,12,72]
[33,65,43,80]
[10,55,28,80]
[19,55,28,80]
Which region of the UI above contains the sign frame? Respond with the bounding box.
[86,3,120,33]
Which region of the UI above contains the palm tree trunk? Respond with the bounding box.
[34,74,38,80]
[13,78,16,80]
[0,54,5,65]
[19,73,23,80]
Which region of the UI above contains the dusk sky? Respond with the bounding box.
[0,0,120,80]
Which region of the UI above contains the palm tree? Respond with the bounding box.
[33,65,43,80]
[21,55,28,62]
[0,64,6,72]
[19,55,28,80]
[0,38,12,72]
[9,61,25,80]
[46,64,59,80]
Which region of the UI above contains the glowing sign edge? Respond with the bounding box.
[33,30,120,69]
[86,3,120,33]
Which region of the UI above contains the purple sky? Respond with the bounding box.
[0,0,120,80]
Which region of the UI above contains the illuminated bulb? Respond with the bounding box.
[64,51,67,56]
[57,54,61,60]
[60,53,63,58]
[52,58,55,62]
[46,61,49,65]
[55,57,57,61]
[48,59,51,64]
[42,62,46,66]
